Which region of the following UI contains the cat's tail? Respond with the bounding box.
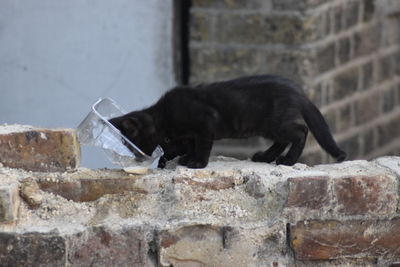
[301,100,346,162]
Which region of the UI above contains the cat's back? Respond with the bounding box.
[160,75,306,111]
[196,75,305,106]
[197,75,303,96]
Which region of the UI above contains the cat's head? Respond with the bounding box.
[109,112,159,156]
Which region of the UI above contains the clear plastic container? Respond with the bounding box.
[77,98,163,172]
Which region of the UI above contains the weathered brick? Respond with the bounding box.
[363,0,375,22]
[159,225,224,266]
[38,178,147,202]
[307,83,324,108]
[355,93,380,125]
[265,52,308,83]
[396,52,400,76]
[315,42,335,73]
[217,14,318,45]
[190,11,213,42]
[332,5,343,34]
[272,0,329,11]
[361,61,374,90]
[354,24,381,58]
[382,87,396,113]
[287,176,329,209]
[337,103,353,131]
[322,109,337,134]
[338,135,360,160]
[338,37,351,65]
[0,125,80,172]
[343,0,360,29]
[159,224,257,266]
[216,14,266,45]
[333,175,397,215]
[67,226,149,267]
[188,0,400,167]
[362,128,376,155]
[0,184,20,223]
[377,116,400,146]
[398,84,400,105]
[313,11,331,40]
[190,47,263,83]
[377,54,395,83]
[290,218,400,260]
[0,232,66,266]
[384,17,400,47]
[263,15,316,44]
[383,0,400,16]
[174,176,236,192]
[192,0,271,9]
[332,67,359,100]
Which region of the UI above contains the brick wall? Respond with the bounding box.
[2,125,400,265]
[189,0,400,164]
[2,135,400,265]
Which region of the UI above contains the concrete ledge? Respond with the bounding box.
[0,156,400,266]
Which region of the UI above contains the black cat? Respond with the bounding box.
[109,75,346,169]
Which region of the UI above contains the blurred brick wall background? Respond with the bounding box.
[188,0,400,165]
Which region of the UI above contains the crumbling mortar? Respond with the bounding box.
[2,157,400,265]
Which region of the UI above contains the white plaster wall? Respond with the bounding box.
[0,0,176,168]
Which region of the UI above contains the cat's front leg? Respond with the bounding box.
[186,135,213,169]
[176,137,196,166]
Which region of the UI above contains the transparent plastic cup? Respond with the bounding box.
[77,98,163,172]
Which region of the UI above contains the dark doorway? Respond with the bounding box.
[173,0,191,85]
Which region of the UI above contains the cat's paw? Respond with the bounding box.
[275,156,296,166]
[187,160,208,169]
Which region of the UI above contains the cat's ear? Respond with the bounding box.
[121,117,141,137]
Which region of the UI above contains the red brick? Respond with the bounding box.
[333,175,397,215]
[0,232,66,266]
[67,226,149,266]
[0,125,80,172]
[38,178,147,202]
[287,176,329,209]
[173,176,236,192]
[290,218,400,260]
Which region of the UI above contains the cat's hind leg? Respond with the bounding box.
[275,123,308,166]
[251,142,288,163]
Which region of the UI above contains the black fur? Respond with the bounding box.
[109,75,346,168]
